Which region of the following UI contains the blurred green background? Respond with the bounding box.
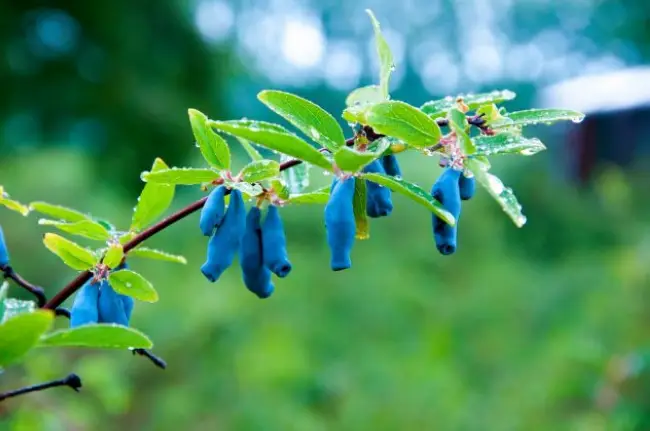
[2,0,650,430]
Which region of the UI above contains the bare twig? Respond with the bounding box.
[1,265,47,307]
[0,373,81,402]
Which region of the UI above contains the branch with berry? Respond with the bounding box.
[0,9,584,402]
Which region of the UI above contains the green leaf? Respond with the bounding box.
[118,231,137,245]
[360,172,455,225]
[141,167,219,185]
[210,120,333,171]
[500,109,585,128]
[43,233,97,270]
[467,159,527,227]
[288,187,330,205]
[104,243,124,268]
[1,298,36,324]
[280,154,311,194]
[333,138,390,173]
[131,158,176,231]
[420,90,517,118]
[0,310,54,367]
[473,133,546,156]
[258,90,346,152]
[365,101,442,149]
[353,178,370,240]
[238,160,280,183]
[346,85,385,108]
[236,137,263,161]
[270,179,290,200]
[128,247,187,265]
[108,270,158,303]
[0,194,29,216]
[38,219,111,241]
[366,10,394,99]
[28,202,90,222]
[188,109,231,170]
[39,324,153,349]
[222,179,265,197]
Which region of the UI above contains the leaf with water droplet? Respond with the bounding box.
[38,219,112,241]
[360,172,455,225]
[366,10,394,99]
[0,187,30,216]
[128,247,187,265]
[210,120,333,171]
[39,324,152,349]
[238,159,280,183]
[420,90,517,118]
[141,167,219,185]
[365,101,442,149]
[131,158,176,231]
[258,90,346,152]
[497,109,585,128]
[104,243,124,269]
[108,269,158,303]
[287,186,330,205]
[188,109,231,170]
[466,159,527,227]
[43,233,98,270]
[0,310,53,367]
[473,133,546,156]
[334,138,390,173]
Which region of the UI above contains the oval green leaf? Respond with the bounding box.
[365,101,442,149]
[346,85,385,108]
[258,90,346,152]
[38,219,111,241]
[108,270,158,303]
[29,202,90,222]
[43,233,97,270]
[188,109,231,170]
[39,324,153,349]
[500,109,585,128]
[473,133,546,156]
[128,247,187,265]
[287,189,330,205]
[141,167,219,185]
[238,159,280,183]
[0,310,54,367]
[104,243,125,269]
[360,172,455,225]
[131,158,176,231]
[210,120,333,171]
[420,90,517,118]
[366,10,394,99]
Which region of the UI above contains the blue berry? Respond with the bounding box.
[381,154,402,178]
[70,281,100,328]
[0,225,8,267]
[325,177,356,271]
[363,160,393,218]
[201,189,246,282]
[199,185,227,236]
[262,205,292,278]
[431,168,462,255]
[459,174,476,201]
[240,207,274,298]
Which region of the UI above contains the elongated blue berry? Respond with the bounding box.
[0,225,8,267]
[199,185,227,236]
[201,189,246,282]
[381,154,402,178]
[431,168,462,255]
[70,281,100,328]
[262,205,292,278]
[363,160,393,218]
[98,280,130,326]
[459,174,476,201]
[240,207,274,298]
[325,177,356,271]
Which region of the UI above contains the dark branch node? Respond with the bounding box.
[132,348,167,369]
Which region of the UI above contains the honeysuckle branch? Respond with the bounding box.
[42,118,485,311]
[0,373,82,402]
[1,265,47,307]
[132,348,167,369]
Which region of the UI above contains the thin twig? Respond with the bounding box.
[1,265,47,307]
[132,349,167,369]
[0,373,82,402]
